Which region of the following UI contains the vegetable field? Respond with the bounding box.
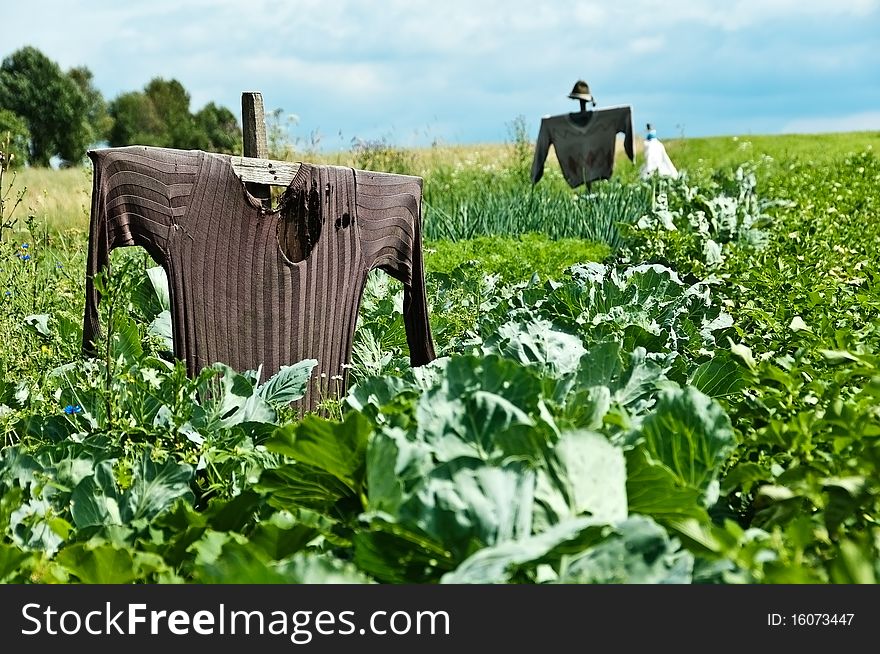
[0,132,879,584]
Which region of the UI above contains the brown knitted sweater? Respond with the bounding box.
[82,146,436,410]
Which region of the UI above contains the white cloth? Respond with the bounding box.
[640,138,678,179]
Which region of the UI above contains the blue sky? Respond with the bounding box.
[4,0,879,148]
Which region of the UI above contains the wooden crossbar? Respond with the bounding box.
[230,156,301,186]
[237,91,301,206]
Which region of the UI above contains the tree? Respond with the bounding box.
[144,78,205,149]
[0,109,31,169]
[195,102,241,154]
[0,46,91,166]
[108,77,240,153]
[69,66,112,145]
[108,91,166,147]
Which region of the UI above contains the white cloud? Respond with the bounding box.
[2,0,878,143]
[621,0,879,31]
[781,111,880,134]
[240,55,389,98]
[629,36,666,54]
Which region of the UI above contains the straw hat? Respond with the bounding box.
[568,80,595,104]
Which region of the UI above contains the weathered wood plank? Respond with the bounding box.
[229,157,301,186]
[241,92,272,206]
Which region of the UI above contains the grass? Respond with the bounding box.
[425,233,610,283]
[423,178,649,246]
[662,130,880,179]
[4,130,879,241]
[6,166,92,234]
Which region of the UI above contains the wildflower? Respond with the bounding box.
[20,253,31,262]
[63,404,83,415]
[21,243,29,249]
[55,262,63,269]
[3,290,10,297]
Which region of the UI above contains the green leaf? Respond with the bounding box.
[664,518,724,555]
[190,535,289,583]
[70,461,122,528]
[0,543,31,582]
[0,379,28,409]
[70,454,193,528]
[55,542,139,584]
[830,539,877,584]
[131,266,169,319]
[16,415,77,442]
[193,539,370,584]
[558,516,694,583]
[609,347,667,408]
[353,520,453,583]
[147,266,170,311]
[689,353,746,398]
[414,355,556,464]
[0,486,24,531]
[148,310,173,351]
[575,341,625,389]
[55,314,82,344]
[539,430,627,523]
[365,428,434,516]
[258,359,317,405]
[255,463,355,513]
[200,491,262,532]
[110,316,143,364]
[0,448,41,489]
[345,375,413,420]
[200,363,277,427]
[630,387,735,503]
[788,315,811,333]
[248,511,319,560]
[416,460,534,552]
[822,477,868,534]
[557,343,666,429]
[265,411,372,492]
[625,445,711,523]
[720,461,769,495]
[483,317,586,375]
[132,551,176,582]
[440,516,606,584]
[24,314,51,337]
[275,553,374,584]
[189,530,245,567]
[370,459,537,563]
[819,349,865,365]
[728,340,756,371]
[122,453,194,522]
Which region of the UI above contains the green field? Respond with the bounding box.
[0,130,879,583]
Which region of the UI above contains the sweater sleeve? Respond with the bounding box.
[355,170,436,366]
[530,118,552,184]
[620,107,635,163]
[82,146,199,356]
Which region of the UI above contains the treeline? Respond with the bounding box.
[0,46,241,168]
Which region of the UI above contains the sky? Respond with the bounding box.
[3,0,879,149]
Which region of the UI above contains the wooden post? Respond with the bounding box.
[241,91,271,208]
